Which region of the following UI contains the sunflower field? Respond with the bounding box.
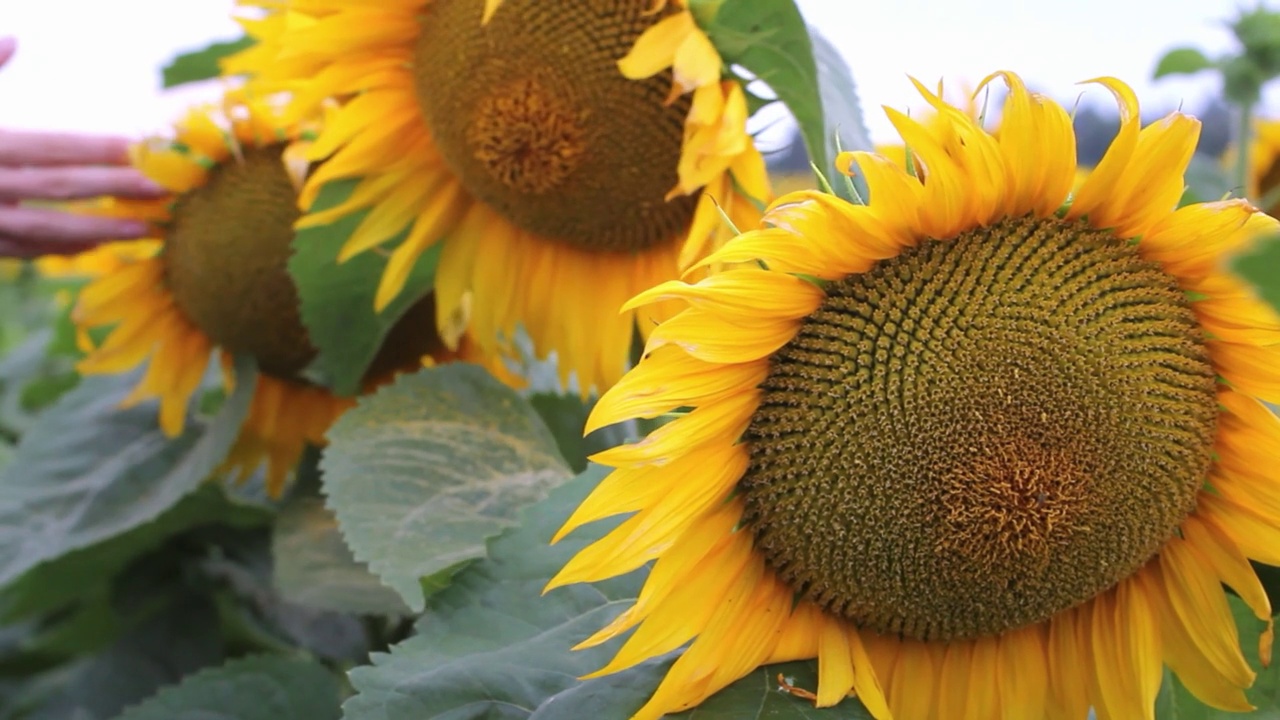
[8,1,1280,718]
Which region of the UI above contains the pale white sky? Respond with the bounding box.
[0,0,1268,145]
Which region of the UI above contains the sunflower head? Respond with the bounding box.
[549,72,1280,720]
[228,0,772,395]
[163,140,315,378]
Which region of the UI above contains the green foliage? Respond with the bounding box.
[0,355,256,591]
[528,392,631,474]
[161,37,255,88]
[1232,232,1280,314]
[0,483,270,622]
[322,364,571,613]
[1153,47,1215,78]
[288,179,442,395]
[114,655,342,720]
[273,493,410,616]
[342,466,874,719]
[1235,6,1280,79]
[694,0,873,204]
[14,589,227,720]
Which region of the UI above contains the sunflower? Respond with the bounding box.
[548,73,1280,719]
[35,238,157,279]
[72,99,486,498]
[1247,119,1280,216]
[224,0,771,394]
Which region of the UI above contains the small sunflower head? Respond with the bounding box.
[162,141,314,378]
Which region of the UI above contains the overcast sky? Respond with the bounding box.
[0,0,1264,145]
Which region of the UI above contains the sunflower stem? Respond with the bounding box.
[1235,101,1254,198]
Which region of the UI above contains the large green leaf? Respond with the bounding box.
[695,0,872,202]
[114,655,342,720]
[0,355,257,591]
[273,494,410,616]
[342,466,874,719]
[161,37,255,88]
[322,364,570,612]
[288,179,442,395]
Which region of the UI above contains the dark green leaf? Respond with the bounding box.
[697,0,872,203]
[343,466,877,719]
[288,179,442,395]
[0,355,257,591]
[1232,232,1280,315]
[1153,47,1215,79]
[528,393,631,474]
[19,590,225,720]
[114,655,342,720]
[273,494,410,616]
[161,37,255,89]
[323,364,570,612]
[0,483,270,622]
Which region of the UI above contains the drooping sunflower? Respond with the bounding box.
[549,73,1280,719]
[224,0,771,394]
[72,99,493,498]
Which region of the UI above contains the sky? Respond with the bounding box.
[0,0,1266,146]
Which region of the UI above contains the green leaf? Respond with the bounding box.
[697,0,873,203]
[0,355,257,591]
[0,328,55,438]
[161,37,255,89]
[18,589,225,720]
[528,392,632,474]
[1232,232,1280,315]
[288,179,442,396]
[115,655,341,720]
[1153,47,1215,79]
[343,466,875,719]
[0,482,271,621]
[273,494,410,616]
[322,364,571,612]
[809,25,873,202]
